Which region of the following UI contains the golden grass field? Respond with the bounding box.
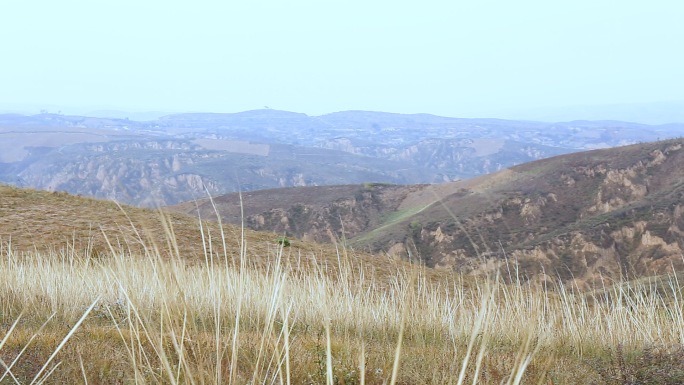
[2,186,684,384]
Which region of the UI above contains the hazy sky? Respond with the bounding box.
[1,0,682,117]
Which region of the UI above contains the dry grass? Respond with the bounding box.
[2,185,684,383]
[1,237,684,383]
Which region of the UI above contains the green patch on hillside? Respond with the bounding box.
[351,204,433,244]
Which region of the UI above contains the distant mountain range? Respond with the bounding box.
[3,100,683,124]
[1,109,684,207]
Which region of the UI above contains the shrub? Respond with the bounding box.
[410,220,422,232]
[276,236,291,247]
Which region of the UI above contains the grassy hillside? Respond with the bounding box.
[0,184,448,284]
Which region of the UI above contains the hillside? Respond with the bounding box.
[169,139,684,286]
[0,184,288,259]
[168,183,429,244]
[0,184,454,284]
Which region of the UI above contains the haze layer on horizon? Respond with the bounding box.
[1,0,682,123]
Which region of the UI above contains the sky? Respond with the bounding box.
[0,0,683,121]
